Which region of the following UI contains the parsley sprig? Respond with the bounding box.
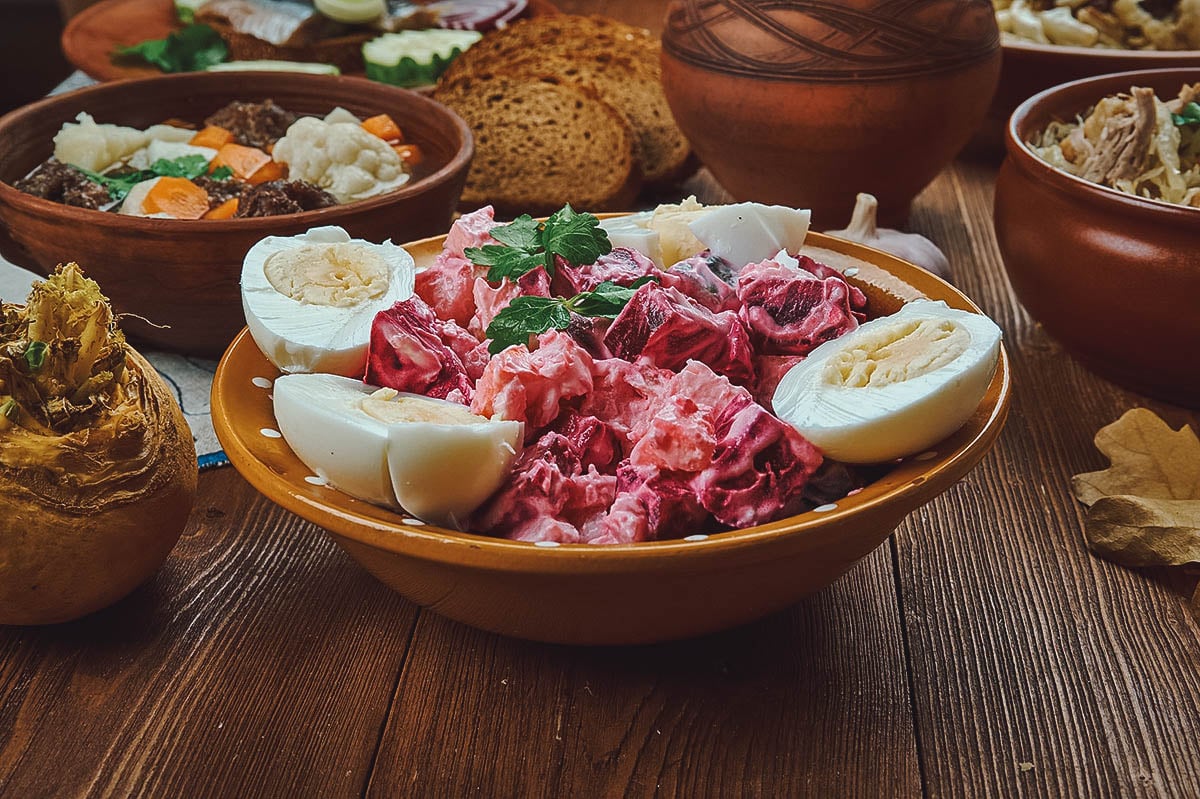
[485,277,654,354]
[1171,101,1200,127]
[114,23,229,73]
[465,205,612,282]
[77,154,227,201]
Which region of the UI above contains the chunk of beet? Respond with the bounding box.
[603,282,755,384]
[693,400,823,528]
[366,297,475,402]
[471,329,594,431]
[664,254,740,312]
[554,247,661,295]
[736,258,861,355]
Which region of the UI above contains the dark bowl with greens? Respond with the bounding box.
[0,71,472,357]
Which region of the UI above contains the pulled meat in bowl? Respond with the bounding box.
[1030,81,1200,206]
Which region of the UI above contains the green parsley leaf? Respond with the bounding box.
[1,397,17,422]
[76,167,152,200]
[489,214,542,250]
[150,154,209,179]
[114,24,229,73]
[484,276,652,354]
[465,205,611,283]
[543,205,611,268]
[24,341,48,371]
[76,154,222,201]
[485,297,572,354]
[565,277,653,317]
[1171,101,1200,127]
[209,165,234,181]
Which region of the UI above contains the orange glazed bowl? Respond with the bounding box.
[212,228,1012,646]
[994,68,1200,407]
[0,72,473,358]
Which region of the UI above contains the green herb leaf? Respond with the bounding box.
[565,277,653,317]
[150,154,209,179]
[1171,101,1200,127]
[543,204,611,269]
[485,296,572,354]
[484,276,652,354]
[77,155,221,201]
[465,205,611,283]
[209,165,234,181]
[489,214,542,250]
[0,397,17,422]
[24,341,48,371]
[114,23,229,73]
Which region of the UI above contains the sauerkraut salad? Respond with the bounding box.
[1031,82,1200,207]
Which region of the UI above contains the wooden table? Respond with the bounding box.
[2,153,1199,796]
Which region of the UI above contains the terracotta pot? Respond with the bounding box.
[660,0,1001,227]
[212,225,1011,645]
[995,68,1200,407]
[0,72,473,358]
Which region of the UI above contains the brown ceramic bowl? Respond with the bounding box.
[660,0,1001,227]
[994,68,1200,407]
[0,72,473,358]
[978,39,1200,154]
[211,228,1012,646]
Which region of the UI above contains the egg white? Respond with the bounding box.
[273,373,523,527]
[241,226,415,376]
[773,300,1001,463]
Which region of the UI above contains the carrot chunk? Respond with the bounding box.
[246,159,287,185]
[143,177,210,219]
[392,143,423,166]
[209,143,272,181]
[190,125,234,149]
[202,197,239,220]
[363,114,404,143]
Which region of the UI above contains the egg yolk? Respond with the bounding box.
[264,242,391,307]
[360,390,486,425]
[825,318,969,387]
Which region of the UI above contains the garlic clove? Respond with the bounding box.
[824,193,952,281]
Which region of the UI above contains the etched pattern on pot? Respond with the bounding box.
[664,0,999,81]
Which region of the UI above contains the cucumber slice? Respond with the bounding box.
[206,60,342,75]
[363,29,482,87]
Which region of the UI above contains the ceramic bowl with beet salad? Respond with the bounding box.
[13,99,424,220]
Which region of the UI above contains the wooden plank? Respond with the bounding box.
[0,469,419,798]
[366,546,921,798]
[896,161,1200,797]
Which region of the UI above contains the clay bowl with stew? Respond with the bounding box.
[660,0,1001,227]
[211,228,1012,646]
[995,68,1200,407]
[0,72,473,358]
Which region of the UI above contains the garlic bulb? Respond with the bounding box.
[825,193,951,280]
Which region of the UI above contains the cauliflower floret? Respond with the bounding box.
[53,112,148,173]
[272,116,410,203]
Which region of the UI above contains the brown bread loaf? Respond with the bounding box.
[432,73,641,216]
[440,15,692,188]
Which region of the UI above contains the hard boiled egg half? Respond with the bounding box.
[241,226,415,376]
[773,300,1001,463]
[274,373,523,528]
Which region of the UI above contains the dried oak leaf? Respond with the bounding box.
[1071,408,1200,568]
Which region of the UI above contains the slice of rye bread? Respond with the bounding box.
[441,16,692,187]
[432,73,641,216]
